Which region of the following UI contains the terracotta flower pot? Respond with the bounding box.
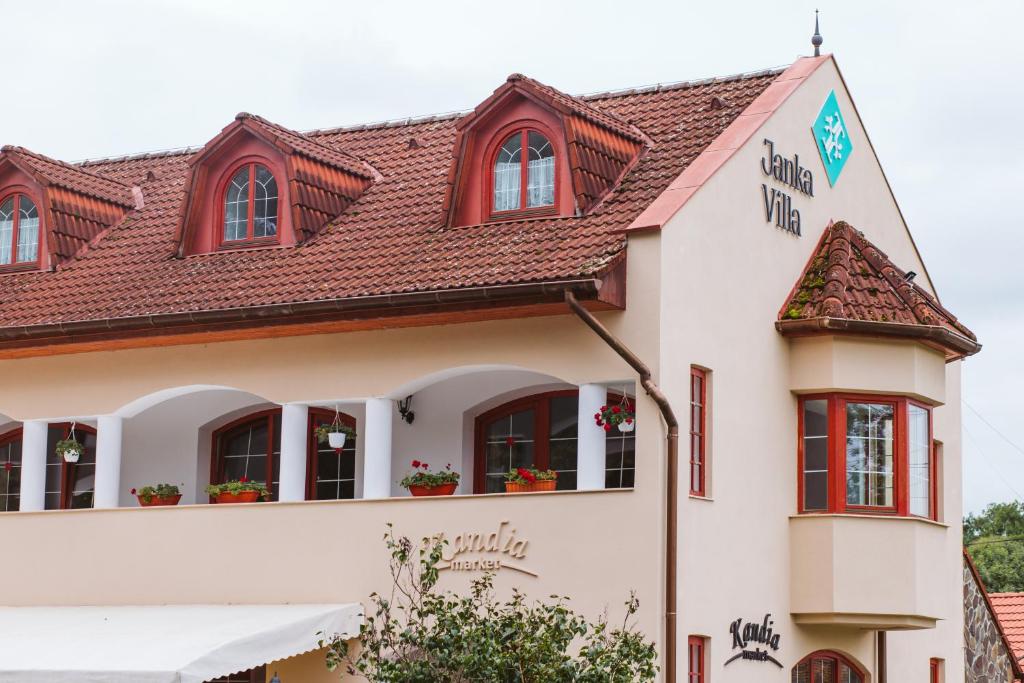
[215,490,261,504]
[137,494,182,507]
[408,482,457,497]
[505,479,557,494]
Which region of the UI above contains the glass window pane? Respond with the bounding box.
[224,166,250,241]
[493,133,522,211]
[16,196,39,263]
[0,197,14,265]
[802,399,830,510]
[526,131,554,208]
[909,404,931,516]
[845,402,894,507]
[253,165,278,238]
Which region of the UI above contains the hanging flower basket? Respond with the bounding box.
[315,419,357,452]
[55,438,83,464]
[504,467,557,493]
[594,398,636,435]
[400,461,460,497]
[205,477,269,504]
[132,483,182,507]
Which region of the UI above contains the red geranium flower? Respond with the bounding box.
[524,471,537,483]
[130,487,136,494]
[612,405,621,414]
[603,423,611,432]
[411,459,421,469]
[240,475,249,483]
[506,436,516,446]
[421,462,430,469]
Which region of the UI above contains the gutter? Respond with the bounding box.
[0,279,604,346]
[565,290,680,683]
[776,317,981,358]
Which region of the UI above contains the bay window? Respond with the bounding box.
[798,394,935,519]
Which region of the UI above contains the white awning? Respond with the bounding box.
[0,603,362,683]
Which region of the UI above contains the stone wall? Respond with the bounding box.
[965,558,1016,683]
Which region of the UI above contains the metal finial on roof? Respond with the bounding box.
[812,10,823,56]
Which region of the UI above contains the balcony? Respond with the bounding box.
[789,513,949,630]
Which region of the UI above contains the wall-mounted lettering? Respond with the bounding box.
[437,520,537,577]
[760,139,813,237]
[725,613,783,669]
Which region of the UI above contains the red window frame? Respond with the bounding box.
[0,427,23,512]
[306,407,358,500]
[211,407,359,502]
[217,159,281,247]
[689,367,707,496]
[0,189,42,271]
[792,651,865,681]
[687,635,706,683]
[485,122,559,220]
[797,393,936,519]
[47,422,98,510]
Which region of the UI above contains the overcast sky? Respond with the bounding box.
[2,0,1021,514]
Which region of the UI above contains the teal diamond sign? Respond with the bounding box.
[812,90,852,186]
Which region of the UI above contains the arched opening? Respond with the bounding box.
[791,650,866,683]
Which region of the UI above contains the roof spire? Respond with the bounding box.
[812,9,823,57]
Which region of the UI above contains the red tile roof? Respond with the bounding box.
[0,146,136,263]
[991,593,1024,666]
[777,220,979,357]
[0,66,782,340]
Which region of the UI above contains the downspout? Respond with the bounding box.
[565,290,680,682]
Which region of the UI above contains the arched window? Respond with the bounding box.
[0,428,22,512]
[474,390,635,494]
[491,129,555,215]
[222,163,278,243]
[44,423,98,510]
[792,651,865,683]
[211,408,359,502]
[0,193,40,266]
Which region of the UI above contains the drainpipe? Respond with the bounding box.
[565,291,680,683]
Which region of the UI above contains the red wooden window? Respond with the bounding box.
[0,428,23,512]
[212,408,359,502]
[307,408,358,500]
[791,651,864,683]
[798,394,935,519]
[474,390,636,494]
[930,658,942,683]
[687,636,706,683]
[0,192,40,267]
[689,368,707,496]
[43,423,98,510]
[220,162,279,245]
[489,128,557,217]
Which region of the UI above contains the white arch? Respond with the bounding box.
[383,364,570,400]
[114,384,271,418]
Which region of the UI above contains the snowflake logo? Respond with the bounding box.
[812,90,854,186]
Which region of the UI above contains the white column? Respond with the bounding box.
[19,420,48,511]
[363,398,394,499]
[577,383,607,490]
[93,415,124,509]
[278,404,309,502]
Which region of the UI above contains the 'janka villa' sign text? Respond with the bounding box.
[725,613,784,669]
[760,139,813,236]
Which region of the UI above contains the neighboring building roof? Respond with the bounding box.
[0,63,781,345]
[0,146,137,263]
[777,220,980,357]
[991,593,1024,667]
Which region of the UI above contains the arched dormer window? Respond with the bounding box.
[791,651,864,683]
[490,128,556,217]
[221,162,279,244]
[0,192,40,267]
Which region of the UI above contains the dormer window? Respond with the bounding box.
[222,162,279,244]
[0,192,39,266]
[492,129,555,215]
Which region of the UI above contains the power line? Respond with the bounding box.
[963,423,1024,500]
[965,535,1024,548]
[963,400,1024,458]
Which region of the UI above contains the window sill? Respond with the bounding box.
[790,512,947,528]
[0,261,43,275]
[688,494,713,502]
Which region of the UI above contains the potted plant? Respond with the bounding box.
[205,476,269,504]
[131,483,182,507]
[504,467,557,493]
[399,460,460,497]
[595,400,636,434]
[314,421,358,451]
[55,437,83,463]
